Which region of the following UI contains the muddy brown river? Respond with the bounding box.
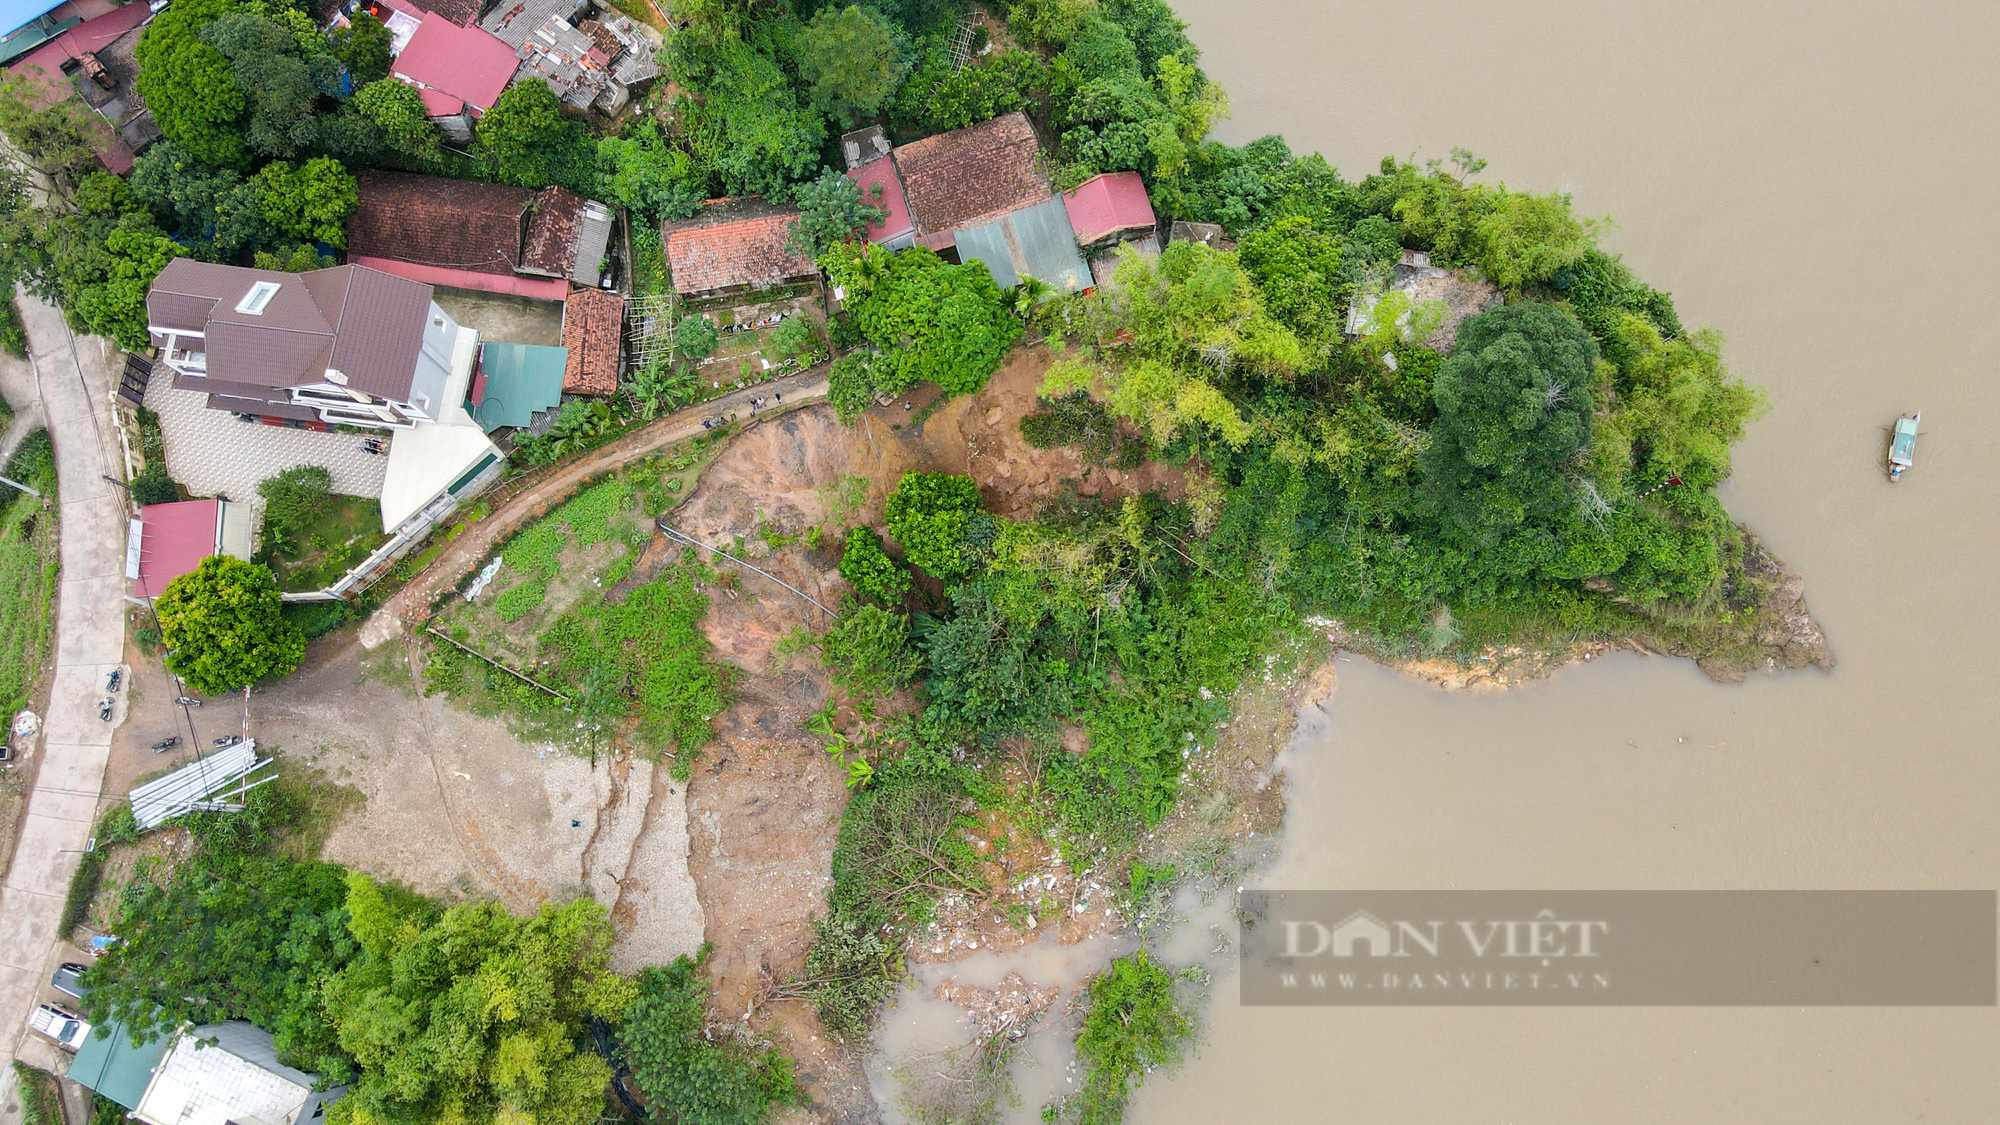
[1120,1,2000,1120]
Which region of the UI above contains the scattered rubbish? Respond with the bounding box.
[464,556,505,601]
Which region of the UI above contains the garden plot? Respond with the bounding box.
[425,458,729,774]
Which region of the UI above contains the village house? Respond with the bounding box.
[144,259,505,534]
[347,171,617,298]
[1063,170,1161,287]
[853,112,1092,292]
[663,197,819,305]
[68,1020,345,1125]
[561,287,623,396]
[479,0,659,113]
[371,0,518,142]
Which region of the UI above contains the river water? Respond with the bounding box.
[1119,1,2000,1120]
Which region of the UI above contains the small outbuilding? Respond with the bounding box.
[471,342,568,432]
[846,156,915,251]
[561,287,624,396]
[127,500,254,600]
[1063,171,1157,248]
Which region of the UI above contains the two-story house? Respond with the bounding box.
[147,259,471,430]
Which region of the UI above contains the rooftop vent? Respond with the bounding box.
[235,280,280,315]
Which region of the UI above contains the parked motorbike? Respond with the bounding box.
[211,735,241,748]
[105,668,122,692]
[150,736,181,752]
[173,696,202,707]
[97,697,113,722]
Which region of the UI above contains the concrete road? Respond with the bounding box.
[0,292,131,1116]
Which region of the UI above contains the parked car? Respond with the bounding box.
[51,963,89,1000]
[28,1003,89,1051]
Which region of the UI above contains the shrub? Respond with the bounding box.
[493,580,546,621]
[1061,953,1193,1124]
[618,944,803,1125]
[257,465,335,553]
[1019,390,1117,463]
[883,472,986,581]
[837,526,909,605]
[816,603,920,697]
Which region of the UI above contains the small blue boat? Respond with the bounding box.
[1888,411,1920,481]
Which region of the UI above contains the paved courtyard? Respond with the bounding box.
[145,374,391,512]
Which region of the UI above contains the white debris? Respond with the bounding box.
[463,556,504,601]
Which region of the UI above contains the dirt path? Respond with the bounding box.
[361,371,828,646]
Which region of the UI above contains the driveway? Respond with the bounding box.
[0,293,131,1106]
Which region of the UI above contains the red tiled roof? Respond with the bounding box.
[664,199,817,297]
[521,187,583,277]
[1062,171,1156,245]
[846,158,912,244]
[561,288,622,395]
[131,500,219,599]
[392,13,515,113]
[891,112,1047,235]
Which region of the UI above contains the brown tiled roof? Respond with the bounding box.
[891,112,1047,234]
[348,171,533,277]
[663,198,817,297]
[145,259,433,401]
[561,288,623,395]
[522,186,583,278]
[397,0,485,28]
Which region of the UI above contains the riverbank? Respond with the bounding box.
[1316,525,1832,691]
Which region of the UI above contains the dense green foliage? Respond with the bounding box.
[837,526,911,605]
[786,168,888,259]
[617,945,801,1125]
[322,878,635,1125]
[824,243,1022,404]
[795,5,908,125]
[156,555,306,694]
[478,82,599,196]
[256,464,336,554]
[882,471,987,581]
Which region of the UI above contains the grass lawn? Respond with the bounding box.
[0,431,58,715]
[263,495,389,593]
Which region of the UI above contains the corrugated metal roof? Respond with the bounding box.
[68,1020,170,1111]
[472,342,567,430]
[570,200,613,285]
[954,196,1091,293]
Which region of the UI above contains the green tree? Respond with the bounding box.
[327,11,392,84]
[1234,213,1346,353]
[130,140,273,258]
[796,5,907,125]
[597,121,703,222]
[1594,314,1765,492]
[256,464,335,553]
[252,157,358,248]
[883,471,985,581]
[1064,952,1192,1125]
[838,526,910,605]
[155,555,307,694]
[673,40,825,199]
[322,876,637,1125]
[674,313,718,360]
[136,0,250,167]
[83,856,362,1079]
[817,603,920,697]
[69,223,181,350]
[351,77,441,166]
[1475,190,1600,290]
[1420,303,1599,540]
[821,243,1022,400]
[617,946,800,1125]
[786,168,887,258]
[199,11,339,160]
[477,82,597,195]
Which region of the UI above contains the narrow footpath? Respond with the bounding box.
[0,293,130,1107]
[363,369,829,644]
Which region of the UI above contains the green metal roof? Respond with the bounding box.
[69,1020,169,1110]
[955,196,1091,293]
[472,343,568,432]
